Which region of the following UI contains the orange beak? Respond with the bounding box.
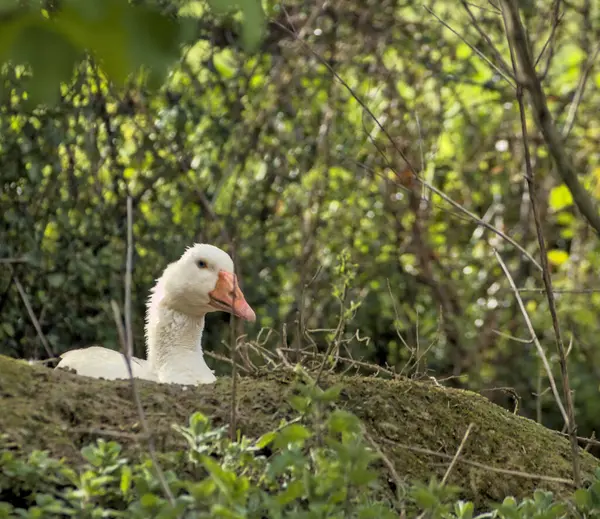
[208,270,256,322]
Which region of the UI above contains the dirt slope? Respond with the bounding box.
[0,354,597,508]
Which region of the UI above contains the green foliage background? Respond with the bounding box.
[1,0,600,445]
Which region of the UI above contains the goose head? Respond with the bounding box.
[158,243,256,322]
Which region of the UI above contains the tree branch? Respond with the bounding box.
[500,0,600,235]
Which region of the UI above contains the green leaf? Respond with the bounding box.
[48,273,66,288]
[456,43,472,60]
[574,489,591,510]
[274,423,312,448]
[288,395,310,413]
[80,445,101,466]
[327,409,360,434]
[411,485,438,509]
[318,384,343,403]
[276,480,304,505]
[454,500,474,519]
[213,51,236,78]
[140,493,160,508]
[120,465,132,494]
[549,184,573,212]
[237,0,265,51]
[547,249,569,266]
[201,456,236,501]
[188,479,217,500]
[255,430,276,449]
[2,322,15,337]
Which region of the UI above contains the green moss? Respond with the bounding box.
[0,354,597,508]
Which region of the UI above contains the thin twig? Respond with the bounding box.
[460,1,515,79]
[203,350,252,373]
[0,257,29,264]
[425,6,515,87]
[504,13,581,485]
[14,276,54,358]
[562,42,600,139]
[516,288,600,294]
[380,436,574,485]
[70,427,147,441]
[491,329,533,344]
[362,428,404,503]
[111,300,127,357]
[493,250,569,426]
[464,1,501,13]
[553,430,600,448]
[583,431,596,453]
[480,386,521,414]
[229,241,238,442]
[278,347,398,378]
[534,0,563,73]
[442,423,475,485]
[118,196,175,505]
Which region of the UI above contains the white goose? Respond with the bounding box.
[56,243,256,385]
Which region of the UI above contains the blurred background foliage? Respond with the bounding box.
[1,0,600,444]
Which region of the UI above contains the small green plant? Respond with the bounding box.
[2,378,600,518]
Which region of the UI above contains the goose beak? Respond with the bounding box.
[208,271,256,322]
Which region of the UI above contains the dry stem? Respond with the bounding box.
[442,423,474,485]
[116,196,175,505]
[14,275,54,358]
[500,1,581,486]
[380,436,574,485]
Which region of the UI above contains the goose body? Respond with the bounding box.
[55,346,156,381]
[56,244,255,385]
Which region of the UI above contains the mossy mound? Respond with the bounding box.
[0,354,597,508]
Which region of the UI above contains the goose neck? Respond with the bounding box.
[146,307,206,370]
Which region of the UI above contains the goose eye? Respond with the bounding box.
[197,260,208,269]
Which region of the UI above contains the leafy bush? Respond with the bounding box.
[2,379,600,518]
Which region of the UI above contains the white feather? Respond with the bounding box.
[56,243,241,385]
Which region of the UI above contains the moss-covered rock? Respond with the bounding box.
[0,354,597,508]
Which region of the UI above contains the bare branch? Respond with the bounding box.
[516,288,600,294]
[425,6,515,87]
[113,196,175,505]
[460,1,515,79]
[494,249,568,426]
[562,42,600,139]
[442,423,474,485]
[502,0,581,486]
[0,257,29,264]
[500,0,600,235]
[380,435,574,485]
[230,243,238,442]
[534,0,563,76]
[13,276,54,358]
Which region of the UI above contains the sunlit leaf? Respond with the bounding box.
[549,184,573,212]
[547,249,569,266]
